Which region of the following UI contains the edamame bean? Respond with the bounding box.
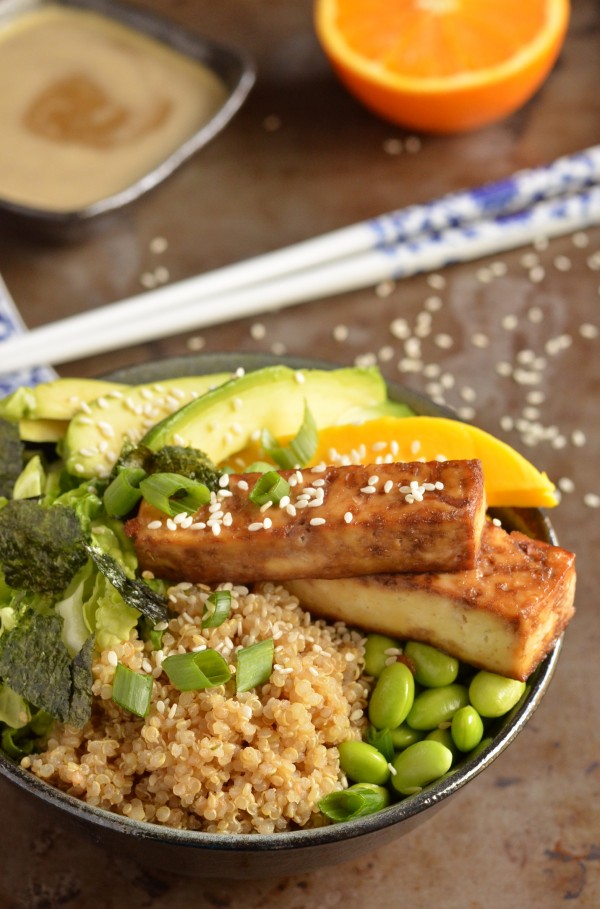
[391,740,453,795]
[404,641,459,688]
[390,723,425,751]
[406,683,469,730]
[468,671,526,718]
[364,633,402,677]
[339,740,390,785]
[318,783,390,822]
[426,726,458,758]
[451,705,484,752]
[368,661,415,730]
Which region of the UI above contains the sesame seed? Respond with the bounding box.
[427,273,446,290]
[211,523,221,536]
[310,517,326,526]
[98,421,115,438]
[237,480,249,491]
[248,522,263,532]
[579,323,599,339]
[250,323,266,340]
[360,485,377,494]
[333,324,350,342]
[571,430,587,447]
[471,332,490,348]
[190,522,206,530]
[166,519,177,531]
[434,333,453,350]
[383,480,394,494]
[147,520,162,530]
[558,477,575,493]
[344,512,353,523]
[584,493,600,508]
[368,475,379,485]
[312,478,325,487]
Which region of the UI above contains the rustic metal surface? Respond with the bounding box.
[0,1,599,906]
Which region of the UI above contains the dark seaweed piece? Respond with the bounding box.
[0,418,24,499]
[86,545,168,624]
[115,442,220,492]
[0,500,87,593]
[0,612,93,727]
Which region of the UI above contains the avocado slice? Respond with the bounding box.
[0,378,127,422]
[64,373,232,478]
[142,365,387,464]
[19,419,70,443]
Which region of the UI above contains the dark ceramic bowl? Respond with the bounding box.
[0,0,255,238]
[0,353,564,878]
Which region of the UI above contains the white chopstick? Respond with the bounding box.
[2,145,600,376]
[2,182,600,375]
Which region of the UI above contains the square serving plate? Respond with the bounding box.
[0,0,255,236]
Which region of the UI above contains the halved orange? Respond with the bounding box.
[315,0,570,133]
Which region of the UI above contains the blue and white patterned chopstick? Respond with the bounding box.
[0,274,56,395]
[1,145,600,375]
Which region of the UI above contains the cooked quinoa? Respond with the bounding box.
[22,582,368,834]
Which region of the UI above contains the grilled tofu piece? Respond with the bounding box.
[285,522,576,680]
[126,459,486,584]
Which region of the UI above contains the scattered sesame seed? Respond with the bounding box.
[571,430,587,447]
[584,493,600,508]
[149,236,168,254]
[166,519,177,531]
[333,323,350,342]
[527,306,544,323]
[237,479,249,491]
[389,317,411,340]
[368,475,379,485]
[344,512,353,523]
[529,265,546,283]
[147,520,162,530]
[553,254,572,271]
[471,332,490,348]
[360,485,377,494]
[187,335,206,351]
[248,522,263,532]
[404,135,421,153]
[558,477,575,494]
[434,333,453,349]
[250,323,266,340]
[383,480,394,494]
[572,231,589,248]
[579,323,599,339]
[383,137,403,155]
[295,371,306,384]
[310,517,326,526]
[375,279,396,299]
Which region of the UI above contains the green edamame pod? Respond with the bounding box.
[468,671,526,718]
[391,740,453,795]
[451,705,484,752]
[318,783,390,822]
[406,683,469,730]
[368,661,415,730]
[364,634,402,677]
[426,726,458,758]
[339,740,391,785]
[404,641,459,688]
[390,723,425,751]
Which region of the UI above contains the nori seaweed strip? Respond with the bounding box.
[0,612,93,727]
[0,500,87,593]
[86,545,168,624]
[0,418,24,499]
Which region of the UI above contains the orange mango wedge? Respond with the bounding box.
[306,416,557,508]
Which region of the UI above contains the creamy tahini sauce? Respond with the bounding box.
[0,5,228,210]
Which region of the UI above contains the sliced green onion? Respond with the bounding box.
[139,616,165,651]
[103,467,147,517]
[244,461,277,474]
[111,663,153,717]
[365,725,395,764]
[235,638,274,693]
[249,471,290,506]
[318,784,390,823]
[162,649,231,691]
[261,403,318,469]
[139,472,211,517]
[1,727,35,760]
[202,590,232,629]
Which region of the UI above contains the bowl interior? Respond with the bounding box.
[0,352,564,876]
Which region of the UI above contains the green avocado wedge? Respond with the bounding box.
[0,378,128,422]
[142,365,388,464]
[64,374,231,478]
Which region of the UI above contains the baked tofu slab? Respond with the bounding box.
[127,459,486,584]
[285,523,576,681]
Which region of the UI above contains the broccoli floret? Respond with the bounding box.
[149,446,220,490]
[0,419,24,499]
[114,443,221,491]
[0,500,88,594]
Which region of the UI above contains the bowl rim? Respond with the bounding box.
[0,351,565,850]
[0,0,256,225]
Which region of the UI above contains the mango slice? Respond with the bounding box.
[306,416,557,508]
